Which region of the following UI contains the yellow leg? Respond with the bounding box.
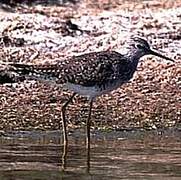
[61,93,76,145]
[86,99,93,149]
[86,99,93,173]
[62,141,68,171]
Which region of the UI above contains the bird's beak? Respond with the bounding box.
[148,49,174,62]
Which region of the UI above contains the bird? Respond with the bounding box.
[6,37,174,149]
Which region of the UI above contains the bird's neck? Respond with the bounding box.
[124,50,143,70]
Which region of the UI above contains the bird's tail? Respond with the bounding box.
[0,63,60,84]
[0,63,27,84]
[10,63,44,76]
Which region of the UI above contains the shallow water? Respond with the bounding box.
[0,129,181,180]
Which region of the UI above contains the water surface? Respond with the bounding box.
[0,129,181,180]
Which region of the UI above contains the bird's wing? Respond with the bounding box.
[9,51,129,86]
[59,51,129,86]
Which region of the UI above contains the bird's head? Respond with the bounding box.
[128,37,174,62]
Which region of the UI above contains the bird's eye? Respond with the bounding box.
[136,44,143,49]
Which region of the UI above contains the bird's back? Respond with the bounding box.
[12,51,133,83]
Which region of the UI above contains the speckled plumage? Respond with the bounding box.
[11,50,138,98]
[10,37,174,99]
